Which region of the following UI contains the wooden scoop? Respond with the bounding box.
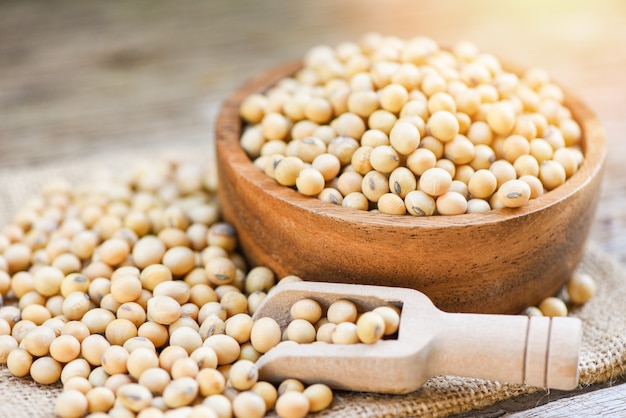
[252,281,581,394]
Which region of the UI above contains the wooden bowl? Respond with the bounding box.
[215,60,606,314]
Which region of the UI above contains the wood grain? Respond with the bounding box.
[1,0,625,415]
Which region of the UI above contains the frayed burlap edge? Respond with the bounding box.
[1,146,625,418]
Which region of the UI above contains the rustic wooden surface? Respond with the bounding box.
[1,0,625,416]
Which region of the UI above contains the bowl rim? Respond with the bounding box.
[216,59,607,229]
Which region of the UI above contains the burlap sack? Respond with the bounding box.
[1,146,624,417]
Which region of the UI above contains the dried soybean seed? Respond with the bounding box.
[162,246,195,277]
[356,311,386,344]
[252,381,279,411]
[275,391,310,418]
[56,389,88,418]
[389,167,417,198]
[498,179,531,208]
[171,357,200,379]
[290,298,323,324]
[228,359,258,391]
[436,192,468,215]
[418,167,452,197]
[105,318,138,346]
[342,192,370,211]
[205,257,237,286]
[7,347,32,377]
[404,190,436,216]
[362,170,390,203]
[489,160,517,189]
[286,319,317,343]
[303,383,333,412]
[336,171,364,196]
[225,313,254,344]
[117,383,154,412]
[538,297,568,317]
[20,304,52,325]
[487,101,516,135]
[278,378,305,394]
[369,145,400,174]
[0,335,18,364]
[444,135,475,165]
[190,346,219,370]
[139,367,172,396]
[468,169,497,199]
[428,110,459,142]
[50,334,81,363]
[81,334,111,366]
[296,168,325,196]
[63,376,93,394]
[377,193,407,215]
[138,321,169,348]
[312,153,341,181]
[389,121,420,155]
[372,306,401,335]
[326,299,358,324]
[159,345,189,375]
[22,325,56,357]
[232,391,267,418]
[220,290,248,317]
[539,160,566,190]
[86,386,116,413]
[197,368,226,396]
[163,377,199,409]
[101,345,130,375]
[204,334,240,365]
[169,326,203,355]
[250,317,281,353]
[147,295,182,325]
[567,272,596,305]
[30,356,63,384]
[331,322,359,344]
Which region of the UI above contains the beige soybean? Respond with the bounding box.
[362,170,390,203]
[326,299,358,324]
[275,391,310,418]
[287,319,317,343]
[30,356,63,384]
[56,389,88,418]
[498,179,531,208]
[232,391,267,418]
[331,322,360,344]
[419,167,452,197]
[468,169,497,199]
[296,168,326,196]
[538,297,568,317]
[303,383,333,412]
[250,317,282,353]
[567,272,596,305]
[356,311,386,344]
[369,145,400,174]
[117,383,154,412]
[436,191,468,215]
[290,298,323,324]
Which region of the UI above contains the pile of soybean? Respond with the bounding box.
[0,157,339,418]
[0,152,595,418]
[239,33,585,215]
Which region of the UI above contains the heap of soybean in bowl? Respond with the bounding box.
[239,33,584,215]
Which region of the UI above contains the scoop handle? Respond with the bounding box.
[427,313,581,390]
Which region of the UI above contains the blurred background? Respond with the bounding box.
[1,0,625,257]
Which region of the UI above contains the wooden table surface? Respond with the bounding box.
[1,1,625,416]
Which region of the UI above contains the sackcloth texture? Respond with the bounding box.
[0,144,624,418]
